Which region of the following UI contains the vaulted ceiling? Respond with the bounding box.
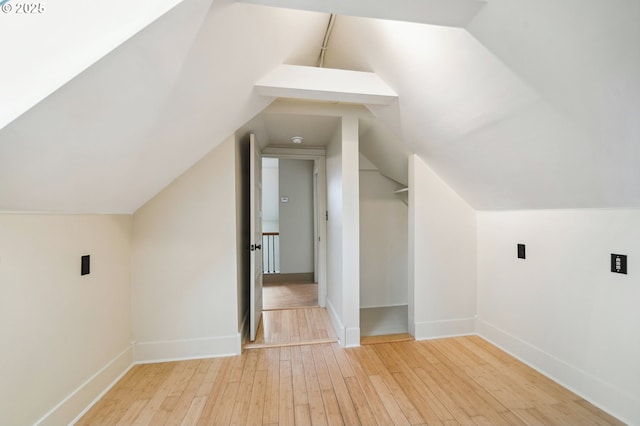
[0,0,638,212]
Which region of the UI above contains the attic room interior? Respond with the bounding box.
[1,0,639,424]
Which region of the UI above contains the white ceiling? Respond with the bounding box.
[255,113,341,148]
[237,0,486,28]
[0,1,328,212]
[0,0,184,130]
[1,0,638,212]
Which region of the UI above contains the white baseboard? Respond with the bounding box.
[134,334,241,364]
[325,298,345,346]
[477,319,638,425]
[34,346,134,426]
[345,327,361,348]
[413,317,476,340]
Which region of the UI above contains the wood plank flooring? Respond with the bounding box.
[77,335,624,425]
[263,283,318,310]
[244,307,338,350]
[361,333,414,345]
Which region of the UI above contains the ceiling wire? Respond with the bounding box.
[318,14,336,68]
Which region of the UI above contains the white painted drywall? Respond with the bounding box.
[0,0,184,130]
[262,158,280,233]
[132,135,240,362]
[326,123,345,338]
[255,64,398,105]
[238,0,486,28]
[359,167,408,308]
[0,214,132,425]
[341,115,361,347]
[262,158,280,272]
[477,208,640,424]
[408,155,477,339]
[326,115,361,347]
[279,159,314,274]
[0,3,329,213]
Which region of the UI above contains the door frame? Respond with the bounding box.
[262,146,328,308]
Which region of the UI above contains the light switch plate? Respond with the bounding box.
[81,255,90,276]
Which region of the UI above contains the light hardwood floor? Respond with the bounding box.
[244,307,338,350]
[263,283,318,310]
[77,335,623,425]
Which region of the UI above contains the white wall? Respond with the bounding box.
[279,159,314,274]
[408,155,477,339]
[262,158,279,233]
[0,214,132,426]
[359,167,408,308]
[326,122,344,340]
[262,158,280,273]
[341,115,361,347]
[132,135,241,362]
[326,115,361,347]
[477,208,640,425]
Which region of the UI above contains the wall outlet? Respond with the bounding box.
[611,254,627,274]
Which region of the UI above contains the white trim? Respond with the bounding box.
[262,146,326,158]
[360,303,409,309]
[345,327,361,348]
[134,334,241,364]
[477,319,637,425]
[413,317,476,340]
[326,298,345,346]
[34,346,133,426]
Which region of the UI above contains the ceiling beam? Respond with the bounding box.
[255,65,397,105]
[237,0,486,28]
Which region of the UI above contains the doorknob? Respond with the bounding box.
[255,244,262,250]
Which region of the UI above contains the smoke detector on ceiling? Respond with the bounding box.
[291,136,304,144]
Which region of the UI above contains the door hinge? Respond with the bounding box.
[326,210,328,221]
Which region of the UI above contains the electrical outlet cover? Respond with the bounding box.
[611,254,627,274]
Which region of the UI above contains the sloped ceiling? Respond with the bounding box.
[0,0,184,130]
[0,0,328,212]
[1,0,638,212]
[323,3,640,209]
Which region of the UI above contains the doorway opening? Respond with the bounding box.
[244,147,335,350]
[261,157,318,311]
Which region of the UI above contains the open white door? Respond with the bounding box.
[249,134,263,342]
